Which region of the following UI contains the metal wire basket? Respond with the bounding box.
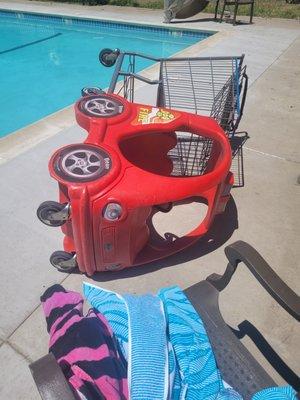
[167,132,213,177]
[100,50,248,184]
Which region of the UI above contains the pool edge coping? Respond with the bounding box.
[0,7,229,165]
[0,7,218,36]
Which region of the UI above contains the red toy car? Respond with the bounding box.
[37,93,233,275]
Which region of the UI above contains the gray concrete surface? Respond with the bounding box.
[0,343,40,399]
[0,1,299,398]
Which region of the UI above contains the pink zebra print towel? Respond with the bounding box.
[41,284,128,400]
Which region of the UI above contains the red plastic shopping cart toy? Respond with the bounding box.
[37,93,233,275]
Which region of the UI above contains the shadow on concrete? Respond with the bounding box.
[169,17,253,25]
[169,17,218,24]
[231,320,300,391]
[89,195,238,282]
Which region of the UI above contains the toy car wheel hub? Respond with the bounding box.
[82,97,123,117]
[62,149,103,179]
[53,144,112,182]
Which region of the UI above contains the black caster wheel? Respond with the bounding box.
[50,251,77,272]
[81,87,104,97]
[99,48,120,67]
[37,201,70,227]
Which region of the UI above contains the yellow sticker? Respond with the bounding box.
[132,107,179,125]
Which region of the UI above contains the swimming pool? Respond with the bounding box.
[0,10,212,138]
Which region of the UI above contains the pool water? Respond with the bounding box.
[0,11,212,138]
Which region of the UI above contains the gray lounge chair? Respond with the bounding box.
[29,241,300,399]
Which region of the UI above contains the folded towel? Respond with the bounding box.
[158,286,232,400]
[252,386,297,400]
[124,294,169,400]
[83,284,129,359]
[84,283,169,400]
[41,284,128,400]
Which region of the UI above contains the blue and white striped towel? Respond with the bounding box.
[83,283,169,400]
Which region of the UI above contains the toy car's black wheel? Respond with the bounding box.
[37,201,68,227]
[50,251,77,272]
[79,95,124,118]
[53,144,112,182]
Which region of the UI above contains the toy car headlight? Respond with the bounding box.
[103,203,122,221]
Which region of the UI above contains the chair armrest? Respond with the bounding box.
[207,241,300,321]
[29,353,76,400]
[184,281,276,398]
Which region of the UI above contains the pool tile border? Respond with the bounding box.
[0,9,216,39]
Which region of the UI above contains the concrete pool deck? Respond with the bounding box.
[0,1,299,398]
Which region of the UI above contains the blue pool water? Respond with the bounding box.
[0,10,212,138]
